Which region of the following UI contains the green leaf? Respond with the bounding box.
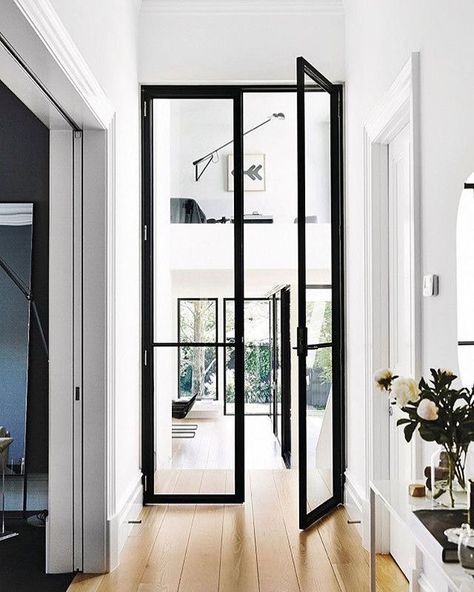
[404,422,417,442]
[397,418,412,426]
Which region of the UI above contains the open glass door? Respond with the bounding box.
[296,58,344,528]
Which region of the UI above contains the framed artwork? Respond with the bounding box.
[228,154,266,192]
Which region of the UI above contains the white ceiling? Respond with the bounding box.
[140,0,344,15]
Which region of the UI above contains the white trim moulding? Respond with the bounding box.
[140,0,345,16]
[14,0,114,128]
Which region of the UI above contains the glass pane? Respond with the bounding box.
[179,299,217,343]
[225,300,271,415]
[154,347,234,495]
[0,203,34,511]
[153,98,234,344]
[152,97,236,496]
[306,347,333,511]
[306,287,332,344]
[303,70,333,514]
[179,346,217,400]
[304,77,331,287]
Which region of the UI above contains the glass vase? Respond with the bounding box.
[458,523,474,576]
[430,445,468,509]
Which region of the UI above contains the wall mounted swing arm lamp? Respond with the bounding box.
[0,254,49,359]
[192,112,285,181]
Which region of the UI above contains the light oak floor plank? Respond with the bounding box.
[68,470,407,592]
[272,469,341,592]
[219,470,259,592]
[177,471,227,592]
[250,470,301,592]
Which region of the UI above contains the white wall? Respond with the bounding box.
[344,0,474,555]
[48,0,142,539]
[139,7,345,83]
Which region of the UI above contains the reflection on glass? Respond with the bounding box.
[306,286,333,512]
[0,204,33,510]
[306,348,333,512]
[225,300,271,415]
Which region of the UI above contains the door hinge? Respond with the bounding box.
[143,474,148,491]
[75,386,80,401]
[143,224,148,241]
[144,349,148,366]
[143,102,147,117]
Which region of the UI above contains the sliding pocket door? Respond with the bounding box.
[296,58,344,529]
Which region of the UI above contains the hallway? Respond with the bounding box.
[68,470,407,592]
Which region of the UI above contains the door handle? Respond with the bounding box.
[307,342,332,350]
[295,327,307,356]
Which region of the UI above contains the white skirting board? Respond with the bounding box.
[107,473,143,571]
[344,470,366,543]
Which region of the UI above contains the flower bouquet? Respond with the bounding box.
[374,368,474,508]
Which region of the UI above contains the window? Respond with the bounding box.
[178,298,218,400]
[224,299,272,415]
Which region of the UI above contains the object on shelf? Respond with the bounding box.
[414,508,467,563]
[409,483,426,497]
[170,198,207,223]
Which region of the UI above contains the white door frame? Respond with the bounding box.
[1,0,117,573]
[363,53,422,552]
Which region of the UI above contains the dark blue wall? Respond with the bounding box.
[0,80,49,473]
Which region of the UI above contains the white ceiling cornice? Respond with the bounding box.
[140,0,344,16]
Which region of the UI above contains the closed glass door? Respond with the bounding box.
[142,88,245,503]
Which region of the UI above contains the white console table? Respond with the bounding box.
[369,480,474,592]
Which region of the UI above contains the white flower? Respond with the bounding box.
[417,399,439,421]
[374,368,393,391]
[391,377,420,407]
[439,368,454,377]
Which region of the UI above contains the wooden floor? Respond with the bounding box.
[68,470,408,592]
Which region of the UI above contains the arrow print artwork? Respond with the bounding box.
[228,154,266,191]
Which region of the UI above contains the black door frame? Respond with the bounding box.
[141,81,344,510]
[296,58,345,529]
[141,86,245,503]
[271,285,292,468]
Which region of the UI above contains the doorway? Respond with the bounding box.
[142,59,344,527]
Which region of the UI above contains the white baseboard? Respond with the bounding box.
[344,470,367,543]
[418,572,438,592]
[107,473,143,571]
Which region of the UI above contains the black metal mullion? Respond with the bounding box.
[141,91,154,502]
[296,56,308,529]
[233,89,245,503]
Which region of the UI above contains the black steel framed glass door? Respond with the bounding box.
[142,86,245,503]
[296,58,344,529]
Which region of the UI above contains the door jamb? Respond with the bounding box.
[363,52,421,552]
